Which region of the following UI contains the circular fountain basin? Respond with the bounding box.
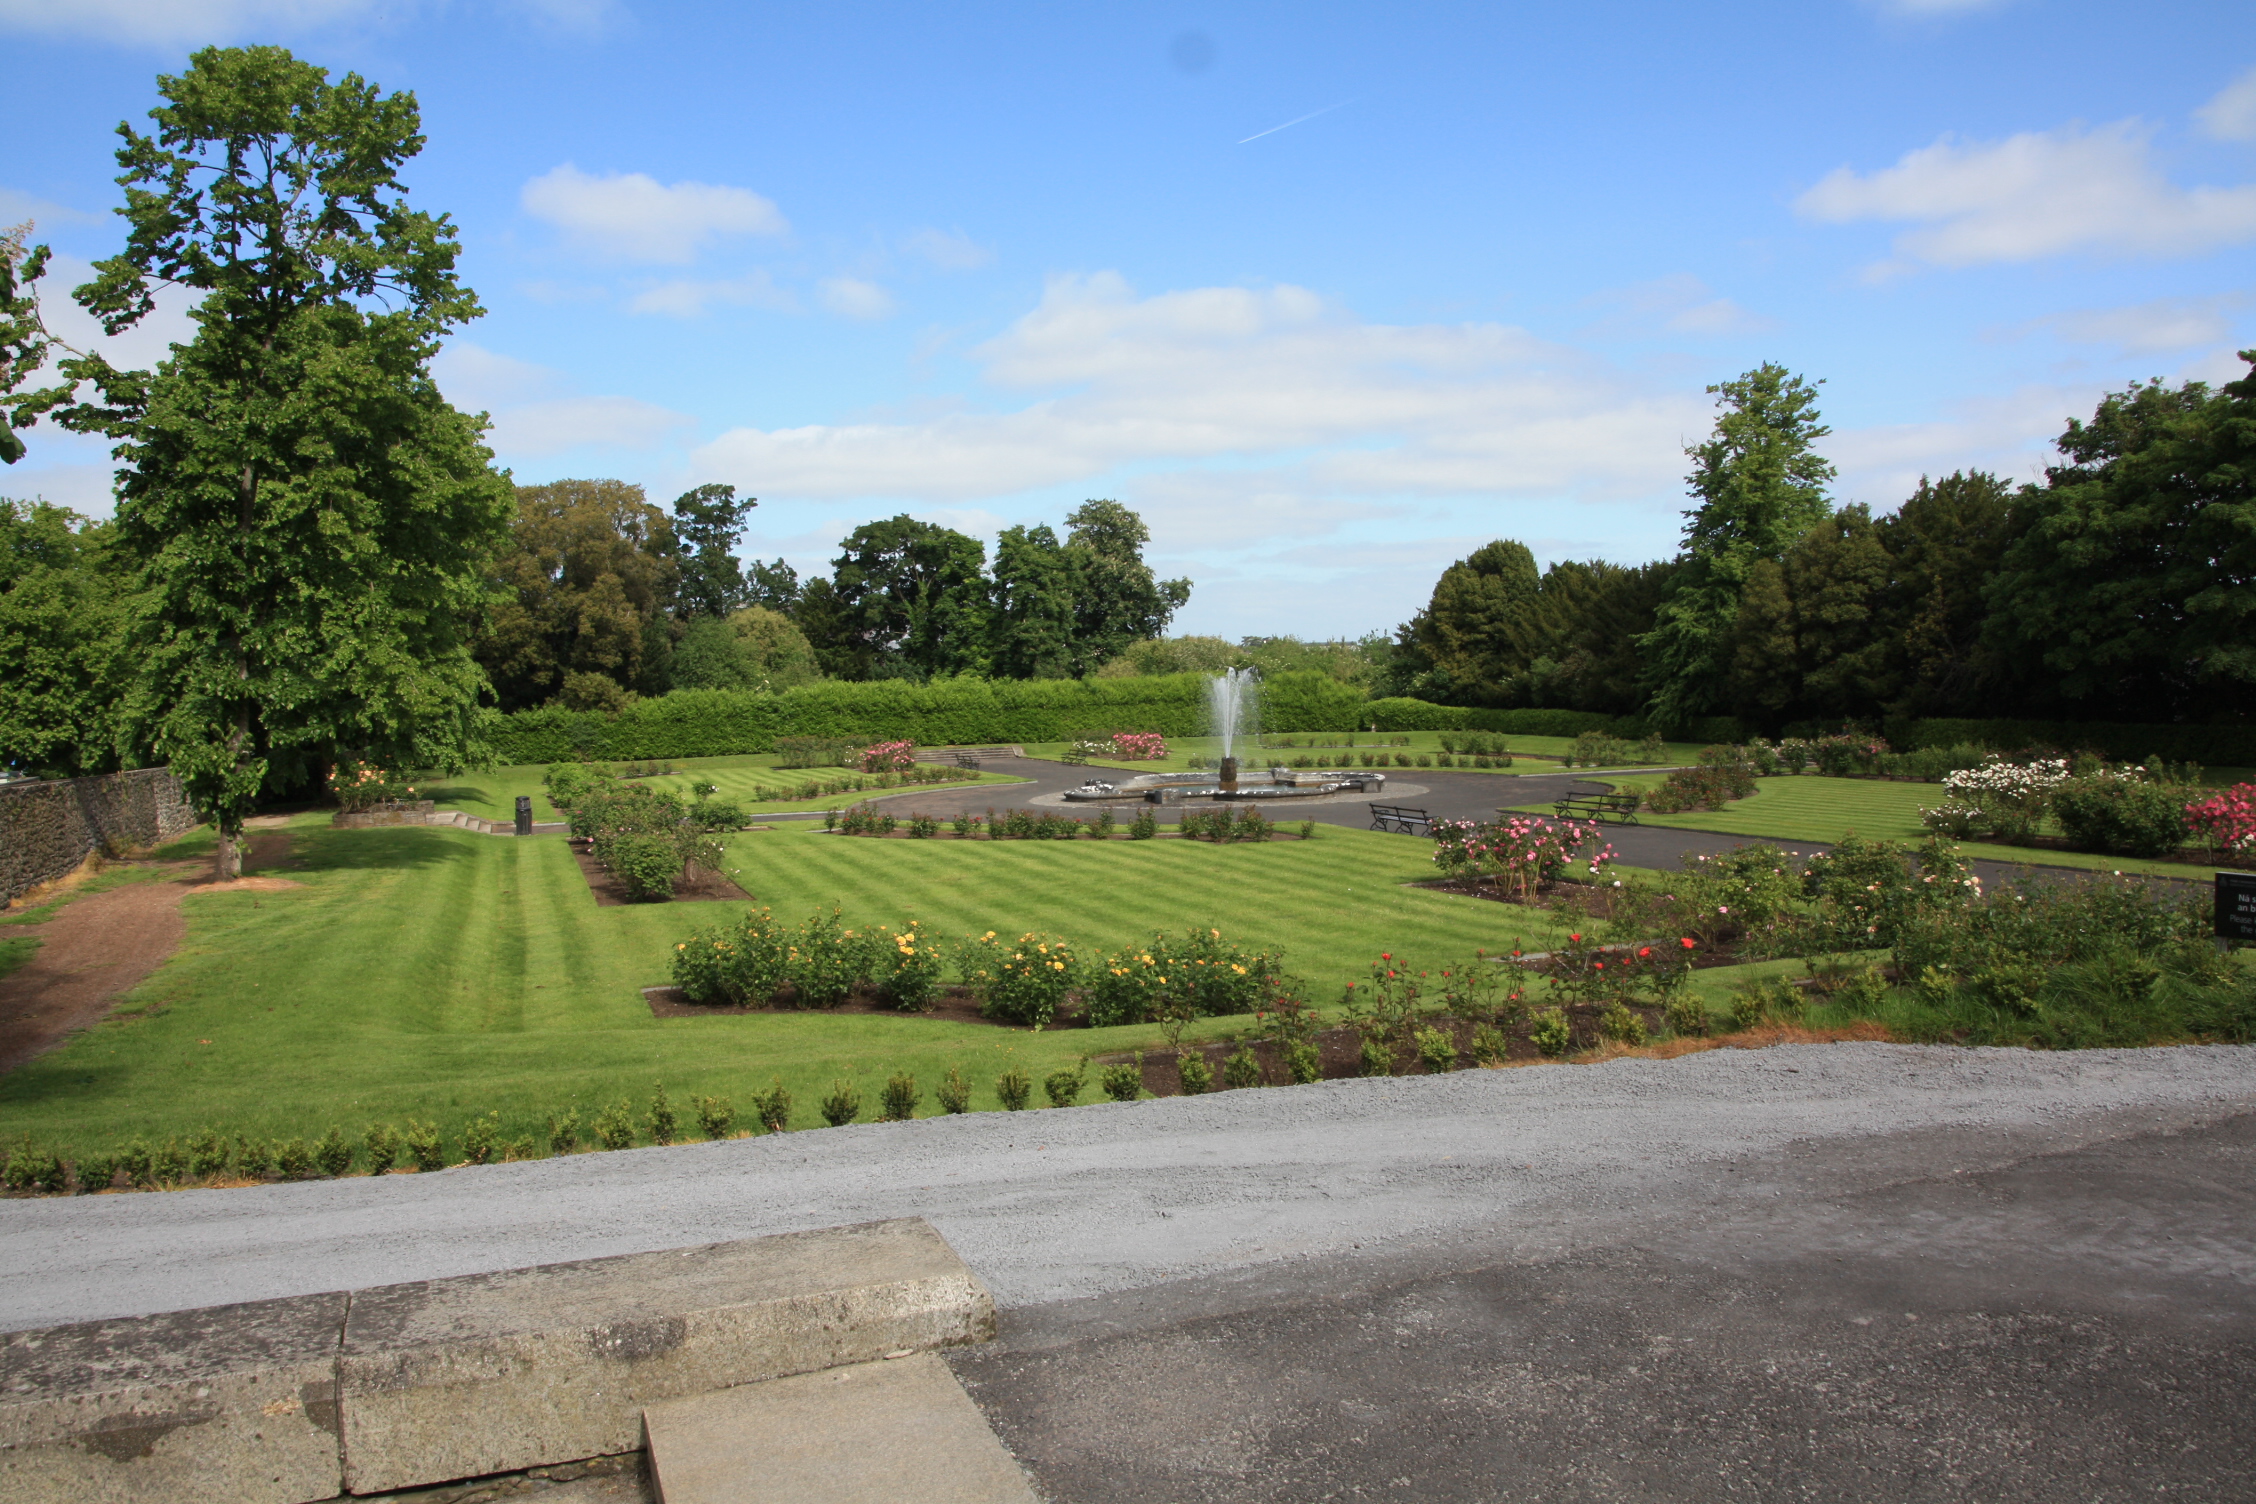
[1059,769,1386,803]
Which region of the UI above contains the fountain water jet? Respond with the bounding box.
[1208,667,1258,793]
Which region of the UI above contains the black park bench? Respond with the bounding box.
[1551,790,1642,825]
[1368,804,1433,835]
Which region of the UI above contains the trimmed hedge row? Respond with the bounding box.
[487,672,1369,764]
[483,676,2251,769]
[1882,717,2256,769]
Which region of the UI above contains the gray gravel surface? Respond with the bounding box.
[2,1043,2251,1331]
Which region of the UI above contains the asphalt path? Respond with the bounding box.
[852,755,2194,891]
[1,1045,2250,1499]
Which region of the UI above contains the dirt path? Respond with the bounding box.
[0,828,300,1075]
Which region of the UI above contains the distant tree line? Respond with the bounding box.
[1385,360,2256,733]
[469,490,1195,714]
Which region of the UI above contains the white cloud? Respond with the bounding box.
[1796,120,2256,268]
[818,276,896,320]
[17,253,199,383]
[628,271,798,318]
[1823,383,2099,507]
[2027,295,2245,356]
[1586,273,1779,337]
[519,164,788,265]
[902,227,994,271]
[2199,66,2256,142]
[693,271,1708,505]
[434,341,694,457]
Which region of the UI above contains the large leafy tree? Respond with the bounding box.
[670,482,756,619]
[988,523,1077,679]
[826,515,990,679]
[475,479,678,710]
[1392,539,1543,704]
[1984,358,2256,720]
[1876,470,2021,718]
[1640,364,1835,727]
[10,47,513,875]
[1061,500,1190,674]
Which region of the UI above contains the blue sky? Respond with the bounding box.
[5,0,2254,639]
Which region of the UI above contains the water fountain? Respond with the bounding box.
[1059,668,1386,804]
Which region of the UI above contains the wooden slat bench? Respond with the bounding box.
[1368,804,1433,835]
[1551,791,1642,824]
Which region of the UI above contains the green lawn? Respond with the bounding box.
[1510,774,2223,881]
[422,755,1031,823]
[0,817,1582,1158]
[0,935,37,984]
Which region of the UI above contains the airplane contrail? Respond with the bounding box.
[1239,101,1350,144]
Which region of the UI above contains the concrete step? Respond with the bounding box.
[643,1352,1037,1504]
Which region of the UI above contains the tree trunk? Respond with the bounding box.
[216,818,243,881]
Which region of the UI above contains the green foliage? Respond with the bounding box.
[1283,1039,1323,1083]
[692,1095,734,1140]
[995,1067,1033,1110]
[3,1142,67,1193]
[591,1101,635,1151]
[935,1066,972,1114]
[74,1151,118,1194]
[1529,1007,1573,1058]
[1129,806,1159,839]
[606,831,682,902]
[1597,1002,1648,1045]
[1222,1045,1263,1089]
[1081,928,1290,1027]
[543,1111,578,1156]
[188,1127,230,1178]
[0,500,132,778]
[459,1112,500,1166]
[1663,996,1709,1037]
[313,1127,353,1178]
[1043,1060,1087,1107]
[751,1080,793,1133]
[1100,1059,1143,1102]
[822,515,993,679]
[670,482,757,621]
[1176,1049,1215,1093]
[878,1073,920,1122]
[1414,1026,1458,1074]
[819,1079,862,1127]
[478,480,677,711]
[274,1137,316,1179]
[2049,775,2189,858]
[1469,1024,1509,1066]
[1357,1034,1394,1076]
[964,930,1079,1028]
[646,1083,677,1146]
[236,1134,276,1178]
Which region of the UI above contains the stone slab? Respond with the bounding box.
[642,1352,1037,1504]
[338,1218,995,1495]
[0,1290,346,1504]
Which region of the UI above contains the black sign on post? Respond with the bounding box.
[2218,871,2256,943]
[515,795,533,837]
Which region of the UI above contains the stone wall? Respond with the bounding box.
[0,768,201,904]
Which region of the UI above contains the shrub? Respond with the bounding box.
[542,1111,578,1156]
[1597,1002,1647,1046]
[314,1128,354,1178]
[1469,1024,1509,1066]
[459,1113,501,1166]
[860,739,917,773]
[74,1152,118,1193]
[365,1123,403,1173]
[694,1096,736,1139]
[820,1080,863,1127]
[1529,1008,1573,1058]
[152,1138,189,1186]
[1644,760,1755,813]
[1129,806,1158,839]
[964,930,1079,1028]
[673,906,792,1006]
[1222,1046,1263,1089]
[237,1135,277,1178]
[591,1101,635,1151]
[1414,1026,1458,1074]
[789,910,873,1008]
[908,814,939,839]
[873,921,945,1010]
[996,1067,1034,1110]
[4,1143,67,1193]
[2050,774,2189,858]
[1175,1050,1213,1094]
[1283,1040,1322,1083]
[752,1080,793,1133]
[2187,783,2256,858]
[1044,1062,1088,1108]
[879,1073,921,1122]
[936,1066,972,1114]
[1431,814,1617,900]
[1728,986,1770,1030]
[1936,756,2069,843]
[606,831,682,902]
[188,1127,230,1179]
[274,1138,316,1179]
[1357,1034,1394,1076]
[775,735,860,768]
[1101,1059,1143,1102]
[1663,996,1708,1036]
[647,1084,678,1145]
[330,758,417,811]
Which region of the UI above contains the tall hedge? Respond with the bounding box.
[1882,717,2256,768]
[1359,699,1743,744]
[486,672,1367,764]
